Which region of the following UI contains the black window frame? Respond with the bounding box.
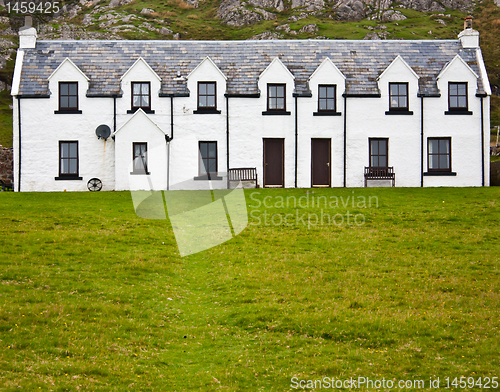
[318,84,337,113]
[132,142,149,175]
[267,83,286,112]
[57,140,81,180]
[197,82,217,110]
[131,82,151,111]
[427,137,451,173]
[58,82,79,112]
[448,82,468,111]
[369,138,389,168]
[198,141,218,179]
[389,82,409,111]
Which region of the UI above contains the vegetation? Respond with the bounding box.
[0,188,499,390]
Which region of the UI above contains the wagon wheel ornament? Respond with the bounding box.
[87,178,102,192]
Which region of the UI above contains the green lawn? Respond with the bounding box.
[0,188,499,390]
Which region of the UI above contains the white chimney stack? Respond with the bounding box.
[19,16,37,49]
[458,16,479,49]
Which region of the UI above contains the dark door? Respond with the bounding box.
[311,138,331,187]
[263,138,284,187]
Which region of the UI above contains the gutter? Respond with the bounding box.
[420,96,424,187]
[165,96,175,190]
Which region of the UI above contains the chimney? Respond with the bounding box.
[19,16,37,49]
[458,16,479,49]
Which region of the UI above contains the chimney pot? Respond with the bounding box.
[464,16,473,30]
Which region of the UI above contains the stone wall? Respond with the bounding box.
[490,161,500,186]
[0,145,13,185]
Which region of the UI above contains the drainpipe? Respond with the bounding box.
[17,96,21,192]
[481,96,484,186]
[113,95,116,134]
[226,95,229,189]
[420,96,424,187]
[343,95,347,188]
[165,96,174,191]
[294,96,298,188]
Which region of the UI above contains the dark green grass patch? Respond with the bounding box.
[0,188,499,390]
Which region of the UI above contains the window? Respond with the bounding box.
[369,138,388,168]
[318,85,336,112]
[131,82,151,111]
[448,82,467,111]
[428,138,451,172]
[199,141,217,178]
[132,142,148,174]
[389,83,408,111]
[57,141,81,180]
[59,82,78,111]
[198,82,216,109]
[267,84,286,111]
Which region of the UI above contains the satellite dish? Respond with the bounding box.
[96,125,111,140]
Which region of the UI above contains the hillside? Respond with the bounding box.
[0,0,498,147]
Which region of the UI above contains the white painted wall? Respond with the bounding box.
[13,53,490,192]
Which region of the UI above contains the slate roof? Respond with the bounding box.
[18,39,485,97]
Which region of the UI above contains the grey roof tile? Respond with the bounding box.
[18,39,485,96]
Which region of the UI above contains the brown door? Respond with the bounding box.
[263,138,284,187]
[311,138,331,187]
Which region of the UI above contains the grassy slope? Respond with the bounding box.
[0,188,499,390]
[0,0,498,148]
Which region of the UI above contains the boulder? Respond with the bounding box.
[291,0,324,11]
[140,8,155,15]
[335,0,366,20]
[299,23,318,33]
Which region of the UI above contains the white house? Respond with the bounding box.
[11,17,491,191]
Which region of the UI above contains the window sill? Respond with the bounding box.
[444,111,472,115]
[130,172,151,175]
[55,176,83,181]
[262,111,291,116]
[54,110,82,114]
[423,172,457,176]
[385,111,413,115]
[194,175,223,181]
[313,111,342,116]
[127,109,155,114]
[193,109,221,114]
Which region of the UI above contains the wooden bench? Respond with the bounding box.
[228,167,258,188]
[364,166,395,187]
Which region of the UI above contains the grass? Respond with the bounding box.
[0,188,499,390]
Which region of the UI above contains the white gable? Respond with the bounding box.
[259,57,295,80]
[187,56,227,81]
[114,109,165,136]
[308,57,346,82]
[437,54,478,80]
[48,58,90,81]
[377,55,419,81]
[120,57,161,82]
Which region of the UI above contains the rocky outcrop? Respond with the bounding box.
[0,145,13,187]
[218,0,282,25]
[335,0,366,20]
[291,0,324,11]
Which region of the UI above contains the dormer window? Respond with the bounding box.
[198,82,216,109]
[448,82,467,111]
[131,82,151,111]
[318,85,336,112]
[57,82,80,113]
[267,84,285,111]
[389,83,408,111]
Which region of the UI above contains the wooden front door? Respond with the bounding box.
[311,138,331,187]
[263,138,284,187]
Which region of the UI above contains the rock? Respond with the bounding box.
[247,0,284,11]
[185,0,200,7]
[399,0,445,12]
[120,0,134,4]
[254,8,276,20]
[363,32,381,39]
[299,23,318,33]
[160,27,173,35]
[290,30,298,35]
[140,8,154,15]
[0,16,10,24]
[140,22,159,32]
[276,24,290,32]
[67,5,82,19]
[291,0,324,11]
[173,33,180,39]
[335,0,366,21]
[82,14,92,25]
[288,15,299,22]
[381,10,407,21]
[248,31,282,39]
[436,18,446,25]
[99,20,114,28]
[109,0,120,7]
